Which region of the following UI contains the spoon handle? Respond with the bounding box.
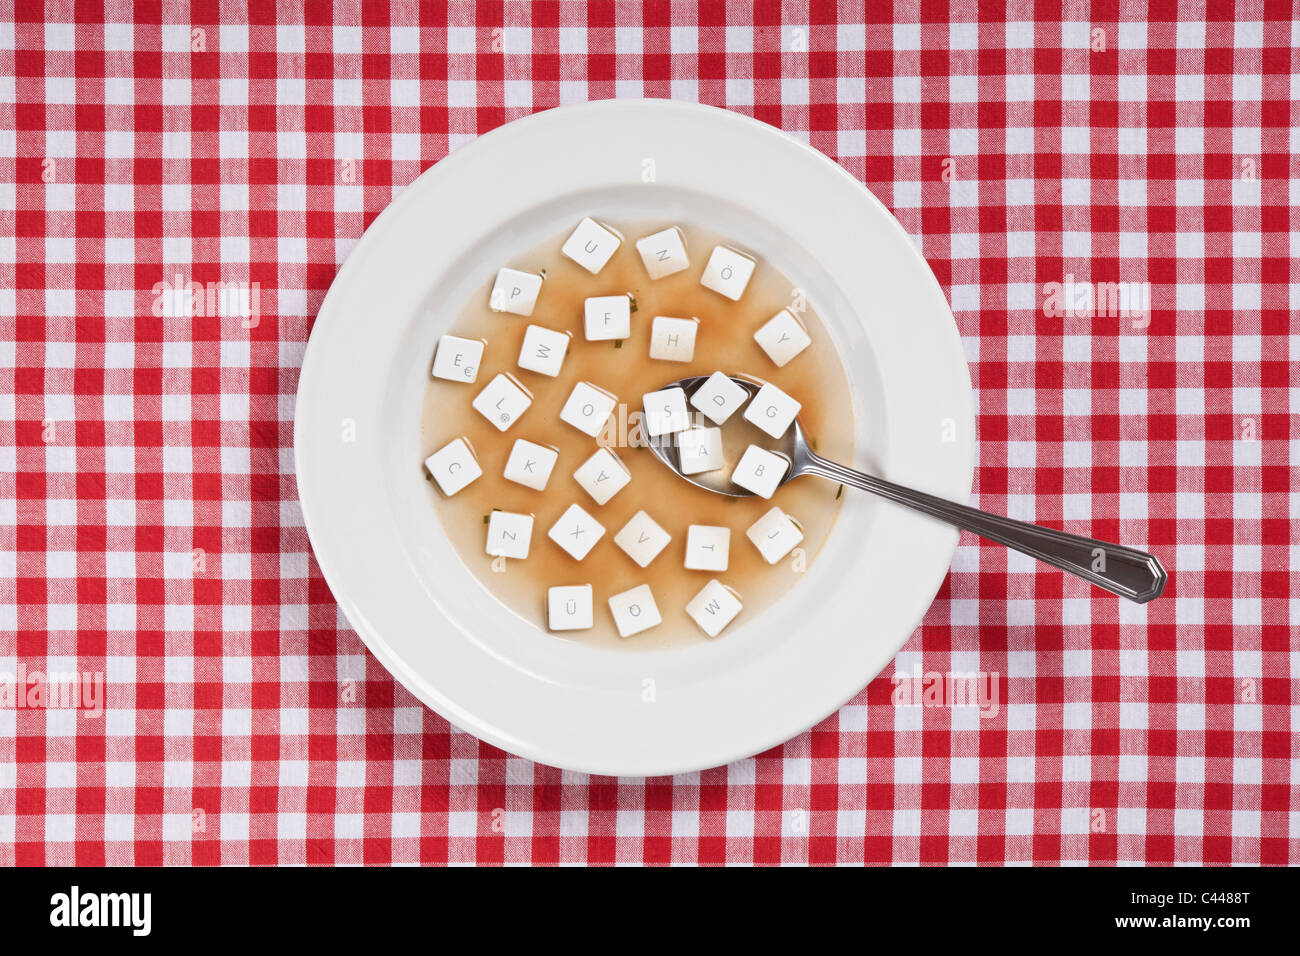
[800,454,1166,603]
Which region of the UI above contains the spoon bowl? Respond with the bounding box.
[647,371,821,496]
[645,375,799,497]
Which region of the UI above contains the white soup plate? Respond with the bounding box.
[293,100,974,776]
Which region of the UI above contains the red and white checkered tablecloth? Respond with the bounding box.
[1,1,1296,866]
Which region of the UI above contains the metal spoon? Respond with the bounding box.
[647,375,1166,603]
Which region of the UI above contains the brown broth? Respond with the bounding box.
[419,220,854,649]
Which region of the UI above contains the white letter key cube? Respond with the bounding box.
[689,371,748,425]
[548,503,605,560]
[517,324,570,377]
[699,245,756,301]
[613,510,671,568]
[471,373,532,432]
[431,334,485,384]
[746,506,804,564]
[678,426,723,475]
[742,381,802,439]
[485,510,534,560]
[684,525,730,571]
[583,294,632,341]
[754,308,812,367]
[561,217,622,274]
[685,580,743,638]
[424,437,482,497]
[547,584,593,632]
[503,438,558,491]
[489,267,543,316]
[559,381,618,437]
[635,226,690,279]
[573,447,631,505]
[608,584,662,638]
[731,444,789,499]
[641,386,689,437]
[648,315,698,362]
